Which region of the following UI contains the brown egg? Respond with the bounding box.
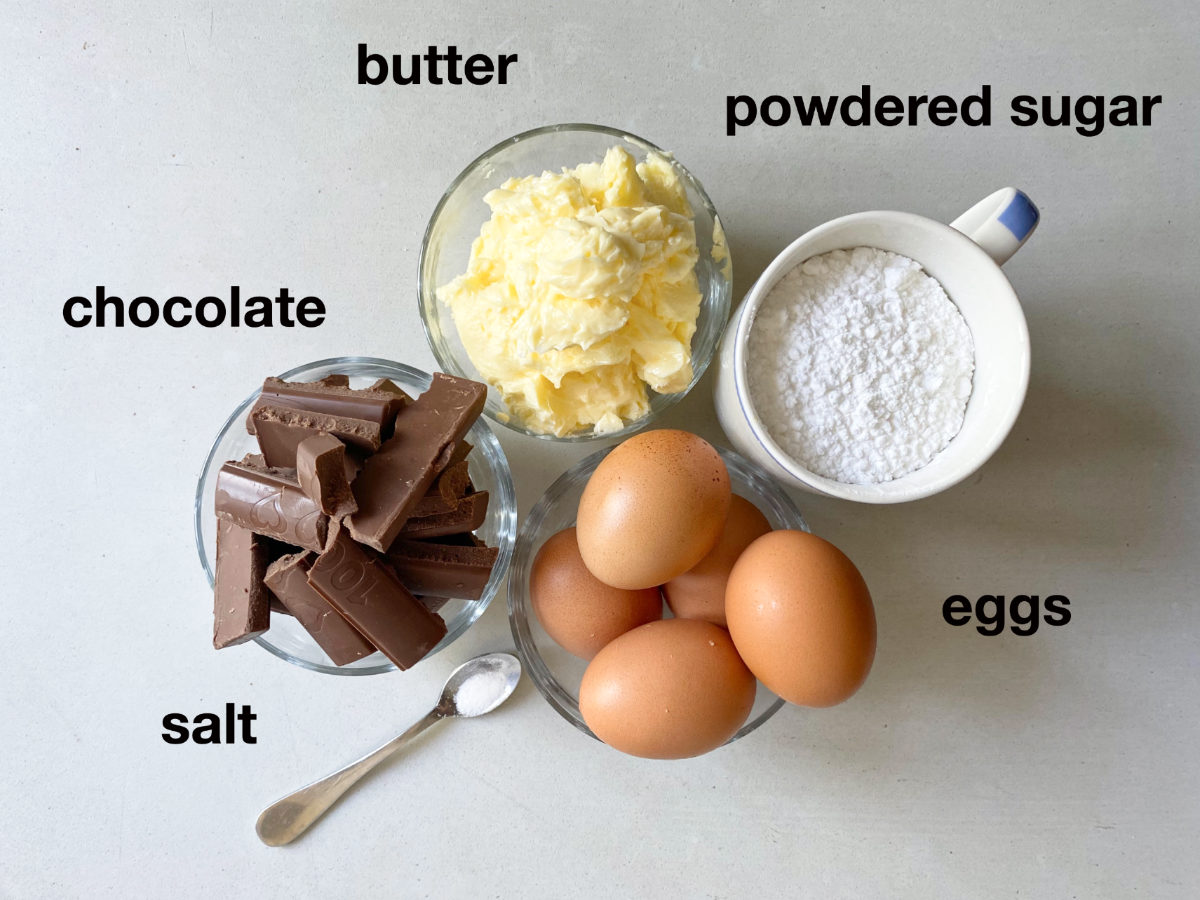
[576,429,731,590]
[530,527,662,659]
[726,530,875,708]
[579,618,756,759]
[663,494,771,626]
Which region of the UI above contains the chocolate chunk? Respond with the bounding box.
[386,539,499,600]
[214,456,328,552]
[412,460,472,517]
[398,491,489,539]
[368,378,414,405]
[296,434,358,516]
[307,525,447,670]
[416,595,449,613]
[446,440,473,468]
[245,374,412,465]
[213,521,271,648]
[251,404,383,467]
[264,551,375,666]
[423,531,485,548]
[346,373,487,551]
[250,375,409,434]
[246,374,344,435]
[434,460,471,503]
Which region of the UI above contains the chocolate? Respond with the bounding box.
[250,375,408,434]
[424,531,485,548]
[214,455,328,552]
[398,491,489,539]
[307,525,447,670]
[296,434,357,516]
[446,440,473,468]
[386,538,499,600]
[346,373,487,551]
[245,374,412,466]
[436,459,471,501]
[211,370,492,668]
[264,551,375,666]
[368,378,413,404]
[246,374,342,434]
[412,460,472,517]
[213,521,271,648]
[251,404,382,467]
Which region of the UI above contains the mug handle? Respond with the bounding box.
[949,187,1040,266]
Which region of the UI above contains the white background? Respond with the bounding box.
[3,2,1198,897]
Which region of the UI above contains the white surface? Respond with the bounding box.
[2,2,1198,897]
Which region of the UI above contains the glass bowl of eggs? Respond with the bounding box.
[507,434,810,756]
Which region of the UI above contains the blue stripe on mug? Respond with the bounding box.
[998,191,1040,242]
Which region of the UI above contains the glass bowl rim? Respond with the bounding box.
[194,355,517,676]
[417,122,733,443]
[507,441,807,747]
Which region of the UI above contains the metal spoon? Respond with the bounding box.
[256,651,522,846]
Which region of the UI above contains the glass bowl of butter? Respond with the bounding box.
[419,123,732,441]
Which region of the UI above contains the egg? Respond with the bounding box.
[576,429,731,590]
[725,530,875,708]
[663,494,771,626]
[530,527,662,659]
[579,618,756,759]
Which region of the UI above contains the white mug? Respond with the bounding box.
[713,188,1039,503]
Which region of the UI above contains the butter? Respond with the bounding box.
[438,146,702,436]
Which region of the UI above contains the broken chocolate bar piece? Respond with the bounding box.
[251,404,382,467]
[398,491,489,540]
[416,595,449,613]
[264,551,375,666]
[307,525,447,670]
[445,440,473,468]
[433,459,471,504]
[367,378,413,404]
[346,373,487,551]
[424,531,485,548]
[214,456,328,552]
[246,374,344,434]
[245,374,412,465]
[213,520,271,648]
[386,538,499,601]
[412,460,472,517]
[250,375,409,434]
[296,433,358,516]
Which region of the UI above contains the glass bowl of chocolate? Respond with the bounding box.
[195,357,517,675]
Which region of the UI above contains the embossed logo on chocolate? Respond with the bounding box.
[282,497,324,549]
[321,538,371,599]
[214,459,328,553]
[250,488,287,532]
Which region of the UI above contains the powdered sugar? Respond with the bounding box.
[745,247,974,484]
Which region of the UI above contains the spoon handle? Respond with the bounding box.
[256,708,443,846]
